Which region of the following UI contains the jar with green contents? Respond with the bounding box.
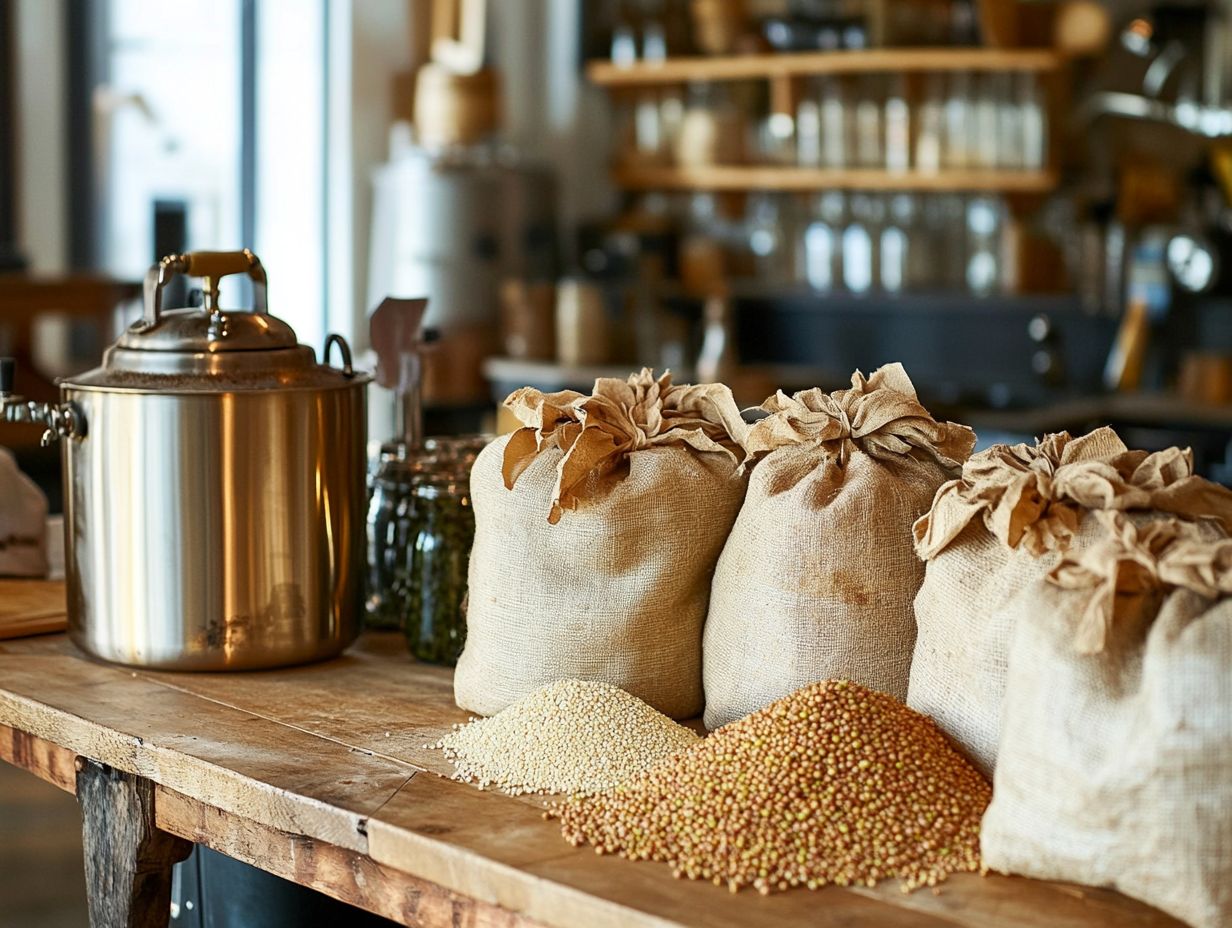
[404,473,474,665]
[365,456,436,631]
[423,434,492,479]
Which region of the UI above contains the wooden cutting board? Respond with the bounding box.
[0,579,68,640]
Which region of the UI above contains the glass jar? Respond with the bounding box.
[404,474,474,666]
[365,457,437,631]
[423,434,493,478]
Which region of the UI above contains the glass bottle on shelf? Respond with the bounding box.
[819,76,848,168]
[943,71,971,169]
[966,195,1004,296]
[854,75,883,168]
[634,90,667,164]
[842,192,876,294]
[804,191,845,292]
[972,73,1000,169]
[757,111,797,166]
[937,194,969,289]
[611,0,639,67]
[1018,73,1047,170]
[919,194,945,290]
[749,192,778,280]
[884,74,910,172]
[880,194,911,293]
[659,87,685,163]
[640,0,669,62]
[995,72,1022,169]
[677,82,743,166]
[796,79,822,167]
[404,473,475,666]
[915,74,944,173]
[905,193,935,290]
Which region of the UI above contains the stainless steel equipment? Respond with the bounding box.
[2,250,369,670]
[366,148,557,412]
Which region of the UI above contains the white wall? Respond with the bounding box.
[490,0,613,257]
[15,0,67,273]
[344,0,614,348]
[333,0,417,349]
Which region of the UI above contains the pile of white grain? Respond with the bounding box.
[428,679,700,796]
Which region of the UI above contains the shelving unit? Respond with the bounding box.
[613,165,1058,193]
[589,47,1065,196]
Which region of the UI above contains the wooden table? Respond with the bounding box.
[0,581,1182,928]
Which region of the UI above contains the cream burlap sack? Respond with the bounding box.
[454,370,749,719]
[702,364,974,730]
[983,512,1232,928]
[908,428,1232,776]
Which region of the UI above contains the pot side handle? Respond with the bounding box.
[323,334,356,378]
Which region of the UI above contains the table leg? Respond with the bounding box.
[75,758,193,928]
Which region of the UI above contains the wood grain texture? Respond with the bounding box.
[586,48,1063,86]
[0,727,543,928]
[0,636,414,852]
[76,759,192,928]
[0,578,66,619]
[0,581,1186,928]
[154,788,545,928]
[611,165,1060,193]
[0,611,68,640]
[0,722,77,792]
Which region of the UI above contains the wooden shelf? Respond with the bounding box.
[587,48,1064,87]
[612,165,1059,193]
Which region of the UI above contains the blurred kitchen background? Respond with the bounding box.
[2,0,1232,921]
[4,0,1232,495]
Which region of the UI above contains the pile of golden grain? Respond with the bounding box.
[553,679,990,894]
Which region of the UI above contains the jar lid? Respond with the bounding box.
[411,473,469,500]
[374,456,443,488]
[423,434,494,456]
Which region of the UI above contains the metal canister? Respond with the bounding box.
[49,251,369,669]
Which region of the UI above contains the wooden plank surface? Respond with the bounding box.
[0,612,69,640]
[0,636,414,852]
[0,581,1185,928]
[0,579,68,639]
[611,165,1060,193]
[0,730,544,928]
[586,48,1063,86]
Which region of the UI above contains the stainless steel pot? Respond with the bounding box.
[9,251,370,670]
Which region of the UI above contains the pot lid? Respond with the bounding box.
[61,251,368,391]
[123,250,292,352]
[115,306,301,354]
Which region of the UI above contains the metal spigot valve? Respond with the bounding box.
[0,357,82,444]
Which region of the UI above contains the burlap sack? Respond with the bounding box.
[702,364,975,730]
[908,428,1232,776]
[982,511,1232,928]
[454,369,749,719]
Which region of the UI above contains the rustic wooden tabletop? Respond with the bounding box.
[0,580,1183,928]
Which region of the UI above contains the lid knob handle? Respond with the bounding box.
[138,249,268,333]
